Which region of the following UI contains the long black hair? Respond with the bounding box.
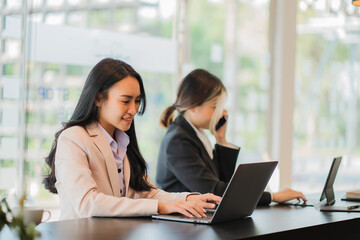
[43,58,153,193]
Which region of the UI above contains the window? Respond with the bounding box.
[0,0,177,220]
[293,0,360,193]
[185,0,270,163]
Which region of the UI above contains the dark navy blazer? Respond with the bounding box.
[156,114,271,205]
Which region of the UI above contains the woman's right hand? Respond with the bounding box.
[158,200,207,218]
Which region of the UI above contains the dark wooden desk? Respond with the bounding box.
[1,204,360,240]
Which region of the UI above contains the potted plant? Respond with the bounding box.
[0,194,40,240]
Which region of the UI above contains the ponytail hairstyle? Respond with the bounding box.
[160,69,227,133]
[43,58,153,193]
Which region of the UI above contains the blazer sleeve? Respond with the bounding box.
[258,191,272,205]
[129,177,193,202]
[55,131,187,218]
[213,145,272,206]
[213,144,240,183]
[164,136,231,196]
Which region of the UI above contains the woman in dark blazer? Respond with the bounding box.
[156,69,306,205]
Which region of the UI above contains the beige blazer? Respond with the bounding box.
[55,122,190,220]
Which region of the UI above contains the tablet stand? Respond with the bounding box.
[324,187,335,206]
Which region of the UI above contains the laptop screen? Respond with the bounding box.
[319,157,342,205]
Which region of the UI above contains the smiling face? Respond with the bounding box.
[95,76,141,137]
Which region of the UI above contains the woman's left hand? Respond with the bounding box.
[214,110,228,145]
[272,188,307,203]
[186,193,221,209]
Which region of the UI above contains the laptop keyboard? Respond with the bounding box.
[205,208,217,213]
[281,198,318,206]
[174,212,214,220]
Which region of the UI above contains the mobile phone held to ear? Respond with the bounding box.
[215,116,227,131]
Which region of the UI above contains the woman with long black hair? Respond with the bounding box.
[43,59,220,220]
[156,69,306,205]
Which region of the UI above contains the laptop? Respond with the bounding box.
[280,156,342,207]
[152,161,278,224]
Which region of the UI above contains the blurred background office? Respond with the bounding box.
[0,0,359,220]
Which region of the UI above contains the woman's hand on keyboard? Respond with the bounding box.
[273,188,307,203]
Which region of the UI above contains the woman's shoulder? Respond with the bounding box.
[167,121,189,138]
[61,125,87,135]
[58,125,91,143]
[165,121,198,146]
[169,115,196,135]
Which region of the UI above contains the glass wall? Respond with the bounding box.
[293,0,360,193]
[185,0,270,163]
[0,5,23,199]
[0,0,178,219]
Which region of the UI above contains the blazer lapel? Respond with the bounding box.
[124,155,130,195]
[86,122,121,197]
[176,115,219,176]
